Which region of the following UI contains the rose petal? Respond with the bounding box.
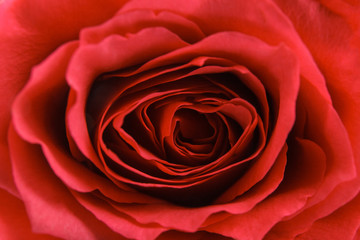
[294,193,360,240]
[88,57,268,160]
[11,39,160,205]
[146,32,299,202]
[316,0,360,30]
[121,0,329,101]
[66,27,189,168]
[0,188,57,240]
[80,9,205,44]
[72,191,166,240]
[203,138,326,240]
[272,1,360,231]
[100,145,288,232]
[99,91,261,186]
[95,64,264,177]
[265,79,357,238]
[8,126,122,240]
[0,0,128,194]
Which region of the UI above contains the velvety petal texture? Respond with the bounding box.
[0,0,359,239]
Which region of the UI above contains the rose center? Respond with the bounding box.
[175,108,214,140]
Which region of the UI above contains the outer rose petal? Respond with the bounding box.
[202,139,327,240]
[295,193,360,240]
[0,0,128,198]
[11,35,161,203]
[80,9,206,45]
[10,38,168,239]
[121,0,331,101]
[274,0,360,167]
[316,0,360,30]
[0,188,58,240]
[72,191,166,240]
[266,0,360,238]
[354,228,360,240]
[8,126,123,240]
[105,145,287,232]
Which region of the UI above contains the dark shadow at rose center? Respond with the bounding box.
[87,71,264,207]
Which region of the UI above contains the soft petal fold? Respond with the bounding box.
[8,126,122,240]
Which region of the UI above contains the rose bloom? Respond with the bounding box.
[0,0,360,239]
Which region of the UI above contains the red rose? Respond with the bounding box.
[1,0,359,239]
